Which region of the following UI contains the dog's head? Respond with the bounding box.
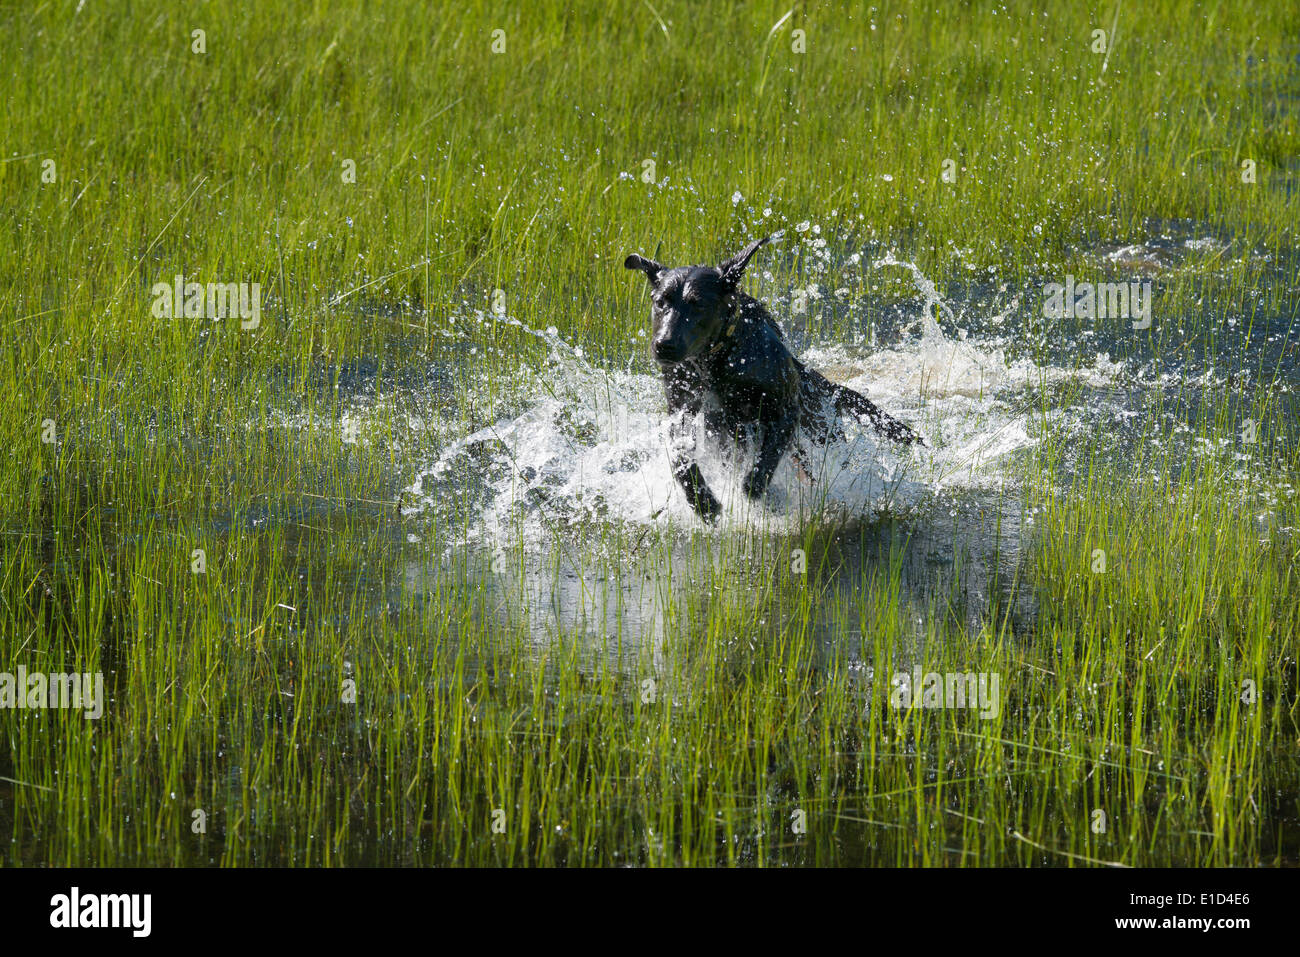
[624,237,769,364]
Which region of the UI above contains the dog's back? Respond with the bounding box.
[732,291,920,448]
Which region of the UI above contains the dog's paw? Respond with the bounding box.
[696,494,721,524]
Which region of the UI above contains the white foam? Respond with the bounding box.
[401,256,1129,544]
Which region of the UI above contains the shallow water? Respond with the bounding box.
[386,256,1125,652]
[271,243,1294,662]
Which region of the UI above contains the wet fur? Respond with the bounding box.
[625,237,922,523]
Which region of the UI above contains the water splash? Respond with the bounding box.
[402,256,1125,544]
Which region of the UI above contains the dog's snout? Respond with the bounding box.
[652,337,683,363]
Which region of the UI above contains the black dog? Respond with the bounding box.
[625,236,923,523]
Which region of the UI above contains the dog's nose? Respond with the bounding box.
[652,339,682,363]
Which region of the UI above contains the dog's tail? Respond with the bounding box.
[801,365,925,447]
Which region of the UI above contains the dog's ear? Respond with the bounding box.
[718,236,770,287]
[624,253,663,284]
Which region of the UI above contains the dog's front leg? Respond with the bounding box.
[664,369,721,523]
[670,438,721,523]
[742,403,798,501]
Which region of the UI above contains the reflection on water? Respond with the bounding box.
[422,490,1035,663]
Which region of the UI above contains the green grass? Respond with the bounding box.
[1,0,1298,865]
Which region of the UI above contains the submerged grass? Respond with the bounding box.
[2,0,1298,865]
